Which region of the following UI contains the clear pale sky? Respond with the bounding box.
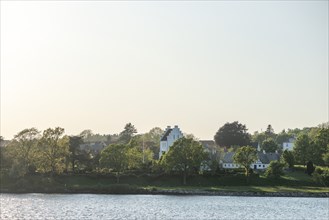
[1,1,328,140]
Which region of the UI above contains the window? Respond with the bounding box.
[263,165,265,168]
[258,165,261,167]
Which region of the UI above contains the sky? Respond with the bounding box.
[1,1,328,140]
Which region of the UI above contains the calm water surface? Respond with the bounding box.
[1,194,328,219]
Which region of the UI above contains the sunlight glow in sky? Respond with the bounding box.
[1,1,328,139]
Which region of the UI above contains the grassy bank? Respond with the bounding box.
[1,168,328,195]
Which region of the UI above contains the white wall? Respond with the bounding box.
[283,142,294,151]
[159,125,183,159]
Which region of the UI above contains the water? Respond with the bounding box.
[0,194,328,219]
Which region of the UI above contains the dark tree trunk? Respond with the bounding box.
[245,167,250,184]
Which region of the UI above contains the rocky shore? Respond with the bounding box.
[150,189,329,197]
[1,187,328,197]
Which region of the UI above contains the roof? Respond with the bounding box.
[223,152,280,164]
[223,152,235,163]
[160,129,172,141]
[257,152,280,163]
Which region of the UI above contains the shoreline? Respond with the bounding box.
[1,188,328,197]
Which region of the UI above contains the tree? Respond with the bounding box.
[275,130,292,146]
[265,161,284,178]
[143,127,164,159]
[322,144,329,166]
[281,150,295,169]
[37,127,69,175]
[294,134,311,165]
[311,128,329,165]
[144,127,163,143]
[161,137,208,185]
[80,129,93,141]
[99,144,128,183]
[252,131,266,146]
[265,124,275,139]
[68,136,83,173]
[118,123,137,145]
[261,138,278,153]
[233,146,257,181]
[306,161,315,175]
[6,128,40,176]
[214,121,251,147]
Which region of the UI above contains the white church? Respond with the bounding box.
[159,125,183,159]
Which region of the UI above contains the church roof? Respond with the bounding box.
[160,129,172,141]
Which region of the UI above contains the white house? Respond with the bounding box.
[282,138,295,151]
[159,125,183,159]
[222,151,280,170]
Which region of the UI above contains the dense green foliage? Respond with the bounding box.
[37,128,69,175]
[233,146,257,179]
[261,138,278,153]
[294,134,311,165]
[161,138,208,184]
[312,167,329,186]
[265,161,284,178]
[281,150,295,168]
[100,144,128,183]
[6,128,40,177]
[214,121,251,147]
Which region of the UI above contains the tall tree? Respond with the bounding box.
[37,127,69,175]
[143,127,164,159]
[161,137,208,185]
[214,121,251,147]
[265,124,275,139]
[144,127,163,143]
[99,144,128,183]
[252,131,266,146]
[281,150,295,168]
[6,128,40,176]
[233,146,257,181]
[68,136,83,173]
[261,138,278,153]
[294,134,311,165]
[311,128,329,165]
[118,123,137,145]
[79,130,93,142]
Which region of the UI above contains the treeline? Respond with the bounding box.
[214,122,329,166]
[0,124,163,178]
[0,122,328,185]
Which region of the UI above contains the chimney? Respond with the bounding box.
[174,125,178,128]
[166,126,171,131]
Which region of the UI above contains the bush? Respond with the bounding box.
[313,167,329,186]
[265,161,284,179]
[306,161,315,175]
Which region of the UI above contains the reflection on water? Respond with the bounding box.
[1,194,328,219]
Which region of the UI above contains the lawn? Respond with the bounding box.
[1,166,328,194]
